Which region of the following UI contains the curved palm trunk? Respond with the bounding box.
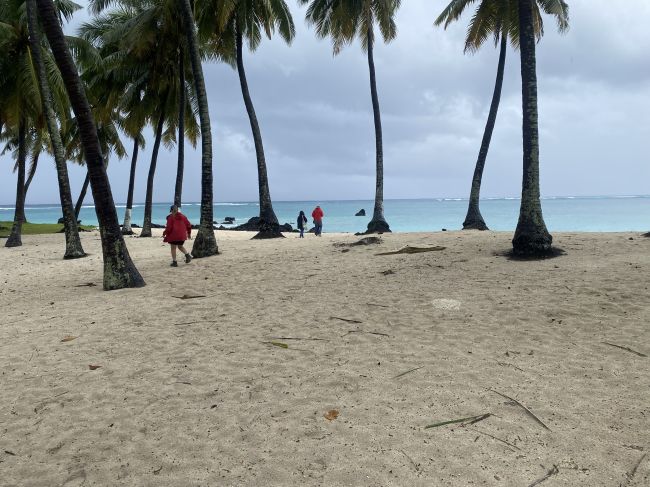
[74,172,90,220]
[121,137,139,234]
[140,110,165,238]
[26,0,85,259]
[366,27,390,234]
[235,28,282,239]
[463,35,508,231]
[180,0,218,257]
[5,120,27,248]
[512,0,552,256]
[23,152,39,196]
[174,49,185,208]
[36,0,144,289]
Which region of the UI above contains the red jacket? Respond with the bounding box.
[163,212,192,242]
[312,207,324,222]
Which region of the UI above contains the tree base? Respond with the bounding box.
[462,217,489,231]
[252,221,285,240]
[121,229,135,235]
[139,229,152,238]
[365,219,391,234]
[63,249,87,259]
[512,231,553,257]
[252,229,285,239]
[191,226,219,258]
[4,225,22,247]
[4,235,22,247]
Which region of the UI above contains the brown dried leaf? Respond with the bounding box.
[88,365,102,370]
[324,409,339,421]
[61,336,77,342]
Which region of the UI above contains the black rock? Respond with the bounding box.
[131,224,140,228]
[151,223,165,229]
[224,216,235,223]
[280,223,293,232]
[355,209,366,216]
[442,228,447,232]
[232,216,260,231]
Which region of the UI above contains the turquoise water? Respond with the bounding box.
[2,196,649,233]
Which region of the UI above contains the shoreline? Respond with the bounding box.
[1,230,649,485]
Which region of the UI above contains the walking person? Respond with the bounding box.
[311,205,324,236]
[297,210,308,238]
[163,205,192,267]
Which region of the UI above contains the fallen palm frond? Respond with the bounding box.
[376,245,446,256]
[620,453,647,487]
[472,427,521,451]
[342,330,390,338]
[172,294,207,300]
[527,465,559,486]
[602,342,647,357]
[489,389,551,431]
[393,366,424,379]
[424,413,491,429]
[330,316,362,324]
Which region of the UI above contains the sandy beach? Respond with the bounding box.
[0,230,648,486]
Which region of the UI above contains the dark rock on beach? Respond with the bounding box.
[355,209,366,216]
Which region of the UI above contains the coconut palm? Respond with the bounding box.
[25,0,86,258]
[82,1,199,238]
[298,0,399,234]
[0,0,86,255]
[198,0,295,239]
[35,0,145,289]
[513,0,568,256]
[180,0,218,257]
[435,0,568,231]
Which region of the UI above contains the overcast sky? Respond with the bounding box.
[2,0,649,205]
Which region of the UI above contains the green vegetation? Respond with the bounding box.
[0,221,94,237]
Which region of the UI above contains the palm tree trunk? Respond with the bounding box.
[26,0,85,259]
[5,119,27,248]
[512,0,552,256]
[235,27,282,239]
[180,0,218,257]
[23,152,39,197]
[463,35,508,231]
[140,109,165,238]
[35,0,144,289]
[366,26,390,234]
[174,49,185,208]
[122,136,139,234]
[75,172,90,220]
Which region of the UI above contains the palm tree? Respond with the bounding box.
[3,120,26,248]
[83,1,199,238]
[198,0,295,239]
[435,0,568,231]
[299,0,399,234]
[512,0,568,256]
[180,0,218,257]
[35,0,145,289]
[25,0,86,258]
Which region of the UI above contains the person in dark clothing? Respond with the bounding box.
[297,210,308,238]
[163,205,192,267]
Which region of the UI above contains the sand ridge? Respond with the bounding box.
[0,230,648,486]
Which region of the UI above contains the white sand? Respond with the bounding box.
[1,230,648,486]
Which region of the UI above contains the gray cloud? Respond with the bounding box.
[2,0,649,206]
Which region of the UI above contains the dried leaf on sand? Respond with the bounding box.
[324,409,339,421]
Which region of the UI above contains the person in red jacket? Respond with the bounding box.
[162,205,192,267]
[311,205,324,236]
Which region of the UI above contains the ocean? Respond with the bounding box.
[2,196,649,233]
